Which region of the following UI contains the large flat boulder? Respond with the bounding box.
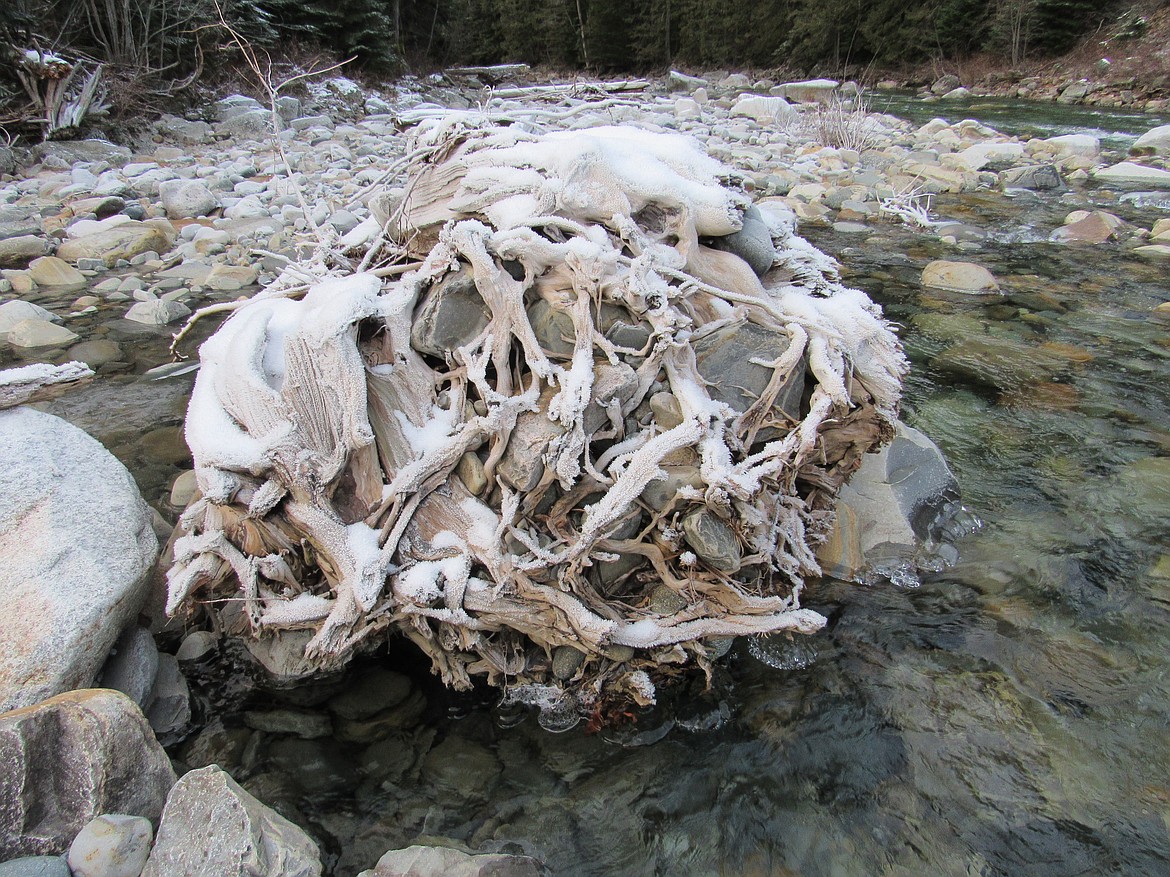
[141,766,321,877]
[55,222,172,267]
[0,407,158,712]
[0,689,175,858]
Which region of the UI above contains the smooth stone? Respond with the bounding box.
[0,300,60,335]
[0,236,48,270]
[693,319,805,421]
[243,708,332,739]
[140,766,321,877]
[1045,133,1099,158]
[31,140,130,167]
[640,465,703,511]
[26,257,84,287]
[175,630,218,664]
[951,142,1025,171]
[70,196,125,218]
[649,392,683,429]
[356,846,543,877]
[68,339,124,369]
[333,689,427,744]
[169,469,197,508]
[96,625,159,709]
[159,179,219,220]
[141,426,190,464]
[931,74,961,95]
[1049,210,1123,244]
[455,451,487,495]
[1134,244,1170,259]
[552,646,586,681]
[932,335,1068,393]
[144,654,191,742]
[0,857,70,877]
[124,299,191,326]
[66,814,152,877]
[328,667,413,721]
[730,95,794,125]
[0,690,175,858]
[217,110,274,140]
[204,264,257,291]
[6,319,78,348]
[1000,164,1064,190]
[712,204,775,275]
[1132,124,1170,155]
[56,223,172,268]
[1092,162,1170,187]
[921,260,999,294]
[420,735,502,801]
[649,584,687,615]
[681,509,742,573]
[527,297,576,358]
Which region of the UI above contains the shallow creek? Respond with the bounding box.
[8,102,1170,875]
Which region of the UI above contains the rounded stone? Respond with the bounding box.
[921,260,1000,294]
[67,814,152,877]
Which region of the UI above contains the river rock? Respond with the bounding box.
[56,222,172,267]
[681,509,742,573]
[243,708,332,739]
[921,260,999,294]
[0,236,49,269]
[68,339,124,369]
[0,300,60,336]
[0,857,70,877]
[1091,162,1170,187]
[930,74,961,95]
[410,269,489,358]
[1134,244,1170,259]
[693,319,805,422]
[668,70,708,92]
[1049,210,1123,244]
[1057,80,1091,104]
[140,765,321,877]
[712,204,775,275]
[6,320,79,348]
[780,79,838,104]
[144,653,191,742]
[640,465,703,511]
[0,408,158,711]
[27,256,84,287]
[730,95,794,125]
[0,689,175,858]
[356,846,543,877]
[205,264,258,290]
[97,625,159,709]
[931,335,1067,393]
[420,735,502,801]
[1131,124,1170,155]
[154,115,212,144]
[219,110,273,140]
[159,180,219,220]
[125,298,191,326]
[951,142,1025,171]
[66,815,152,877]
[817,423,957,579]
[1000,164,1064,191]
[70,196,126,219]
[328,667,413,721]
[1044,133,1099,158]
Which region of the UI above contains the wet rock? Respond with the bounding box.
[681,509,742,573]
[56,223,172,268]
[0,236,49,269]
[1134,244,1170,259]
[159,180,219,220]
[328,667,413,721]
[0,690,175,858]
[268,738,359,795]
[243,708,332,739]
[97,625,160,709]
[410,270,489,358]
[357,846,544,877]
[1000,164,1065,191]
[712,204,775,275]
[0,408,157,712]
[932,335,1068,393]
[817,423,957,579]
[125,299,191,326]
[552,646,586,681]
[0,857,70,877]
[1049,210,1123,244]
[693,319,805,422]
[1092,162,1170,187]
[140,765,321,877]
[921,260,999,294]
[68,340,124,369]
[420,736,502,801]
[1132,123,1170,155]
[66,814,152,877]
[333,688,427,744]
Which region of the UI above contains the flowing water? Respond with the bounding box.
[8,100,1170,875]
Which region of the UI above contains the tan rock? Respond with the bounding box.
[56,222,172,267]
[27,256,85,286]
[1049,211,1123,244]
[921,260,999,294]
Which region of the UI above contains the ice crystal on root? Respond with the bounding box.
[167,122,906,708]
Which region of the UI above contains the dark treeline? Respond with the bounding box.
[279,0,1126,73]
[0,0,1139,79]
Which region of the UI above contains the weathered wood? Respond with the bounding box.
[0,361,94,410]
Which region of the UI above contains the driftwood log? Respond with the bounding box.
[166,120,906,713]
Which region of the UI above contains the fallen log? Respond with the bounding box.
[166,121,906,716]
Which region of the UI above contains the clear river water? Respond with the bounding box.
[6,96,1170,876]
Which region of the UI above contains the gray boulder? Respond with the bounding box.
[930,74,961,95]
[159,180,219,220]
[0,857,70,877]
[693,319,806,423]
[140,766,321,877]
[1132,124,1170,156]
[97,626,160,709]
[357,845,544,877]
[0,236,49,269]
[712,204,775,275]
[0,689,176,859]
[218,111,275,141]
[0,408,158,712]
[31,140,131,168]
[1000,164,1065,191]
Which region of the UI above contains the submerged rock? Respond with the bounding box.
[357,846,544,877]
[921,260,999,294]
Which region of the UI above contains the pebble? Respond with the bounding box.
[67,814,152,877]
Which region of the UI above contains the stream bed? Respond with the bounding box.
[7,96,1170,876]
